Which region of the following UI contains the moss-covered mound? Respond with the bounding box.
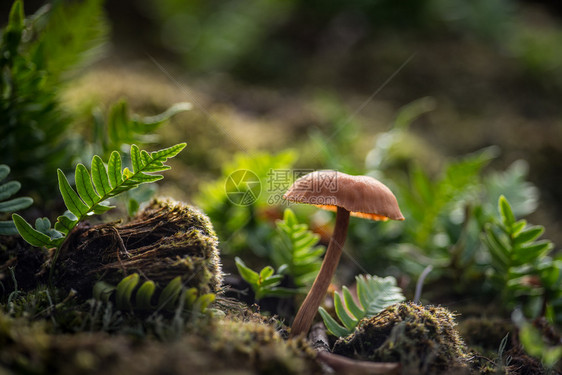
[54,198,223,296]
[0,305,322,375]
[332,302,470,374]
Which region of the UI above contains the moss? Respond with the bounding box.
[0,305,321,375]
[55,197,223,297]
[458,317,515,356]
[333,302,470,374]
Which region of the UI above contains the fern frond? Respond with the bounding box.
[319,274,405,337]
[272,208,325,287]
[94,273,215,313]
[13,143,186,248]
[0,164,33,235]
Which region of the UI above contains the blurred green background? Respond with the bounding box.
[2,0,562,317]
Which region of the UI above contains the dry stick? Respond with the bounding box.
[291,206,350,338]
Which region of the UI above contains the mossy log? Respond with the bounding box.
[53,198,223,296]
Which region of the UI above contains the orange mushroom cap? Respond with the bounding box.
[282,170,404,221]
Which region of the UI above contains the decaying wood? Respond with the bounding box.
[53,198,222,296]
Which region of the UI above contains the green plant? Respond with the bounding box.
[90,100,192,160]
[0,0,107,198]
[235,257,298,300]
[0,164,33,235]
[482,196,559,320]
[271,208,325,287]
[196,150,296,256]
[12,143,186,255]
[318,274,405,337]
[519,322,562,370]
[93,274,215,313]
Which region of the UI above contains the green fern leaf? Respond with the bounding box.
[321,274,405,337]
[12,214,54,247]
[75,164,100,206]
[334,291,358,330]
[57,169,90,217]
[0,180,21,201]
[318,307,350,337]
[158,276,183,310]
[136,280,156,310]
[108,151,123,188]
[342,286,363,319]
[0,197,33,212]
[91,155,111,196]
[272,208,325,287]
[115,273,140,310]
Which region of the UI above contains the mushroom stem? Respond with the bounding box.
[290,206,350,338]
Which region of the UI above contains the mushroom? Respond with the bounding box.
[284,170,404,338]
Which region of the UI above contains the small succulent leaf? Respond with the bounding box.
[514,226,544,245]
[334,291,359,331]
[136,280,156,310]
[235,257,259,284]
[0,181,21,200]
[0,197,34,212]
[75,164,99,207]
[342,286,364,320]
[58,169,89,217]
[12,214,54,247]
[319,307,351,337]
[115,273,140,310]
[0,221,18,235]
[91,156,111,197]
[499,195,516,228]
[108,151,123,188]
[158,276,183,310]
[0,165,10,182]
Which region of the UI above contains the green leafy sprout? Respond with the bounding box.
[94,274,215,313]
[271,208,325,287]
[12,143,186,253]
[319,274,405,337]
[482,195,562,324]
[0,164,33,235]
[235,257,300,301]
